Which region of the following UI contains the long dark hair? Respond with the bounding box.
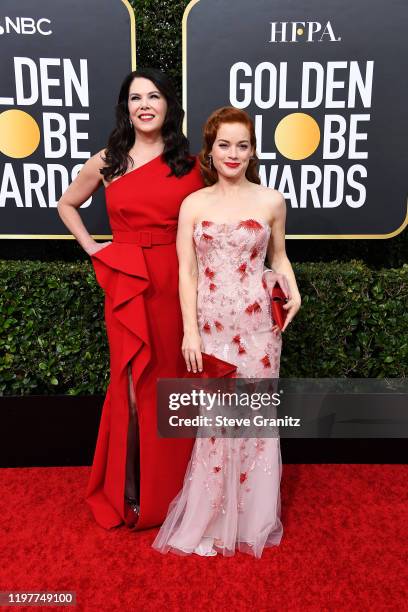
[101,68,195,182]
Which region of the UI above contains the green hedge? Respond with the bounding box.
[133,0,188,97]
[1,260,406,395]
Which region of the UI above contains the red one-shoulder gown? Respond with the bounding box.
[86,154,204,530]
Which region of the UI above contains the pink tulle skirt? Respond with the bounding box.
[152,436,283,558]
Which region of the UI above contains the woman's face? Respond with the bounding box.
[128,77,168,134]
[211,122,253,179]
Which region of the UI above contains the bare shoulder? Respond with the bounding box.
[97,148,107,163]
[255,184,286,217]
[94,148,107,168]
[82,149,107,173]
[254,184,285,205]
[74,150,107,188]
[245,184,285,225]
[179,186,213,216]
[183,185,213,203]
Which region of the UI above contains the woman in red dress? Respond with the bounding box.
[57,68,203,530]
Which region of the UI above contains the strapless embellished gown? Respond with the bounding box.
[152,218,283,558]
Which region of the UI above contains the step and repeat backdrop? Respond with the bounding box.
[183,0,408,238]
[0,0,407,238]
[0,0,135,238]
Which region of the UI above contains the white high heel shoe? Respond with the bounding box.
[193,537,217,556]
[170,536,217,556]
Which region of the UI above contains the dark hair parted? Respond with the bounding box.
[198,106,261,186]
[101,67,195,182]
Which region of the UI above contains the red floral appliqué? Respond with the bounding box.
[209,283,217,292]
[232,334,246,354]
[238,219,263,232]
[205,267,215,279]
[250,247,259,260]
[203,322,211,333]
[214,321,224,332]
[237,262,247,275]
[240,472,247,484]
[213,466,221,473]
[210,436,216,444]
[245,301,261,314]
[202,220,213,228]
[202,233,213,241]
[261,354,271,368]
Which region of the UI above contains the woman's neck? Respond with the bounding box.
[130,130,164,155]
[211,173,253,198]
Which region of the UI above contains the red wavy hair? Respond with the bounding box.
[199,106,260,186]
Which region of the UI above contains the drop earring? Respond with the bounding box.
[129,118,133,128]
[208,154,212,169]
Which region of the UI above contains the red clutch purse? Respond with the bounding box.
[263,269,289,330]
[271,283,288,330]
[183,352,237,378]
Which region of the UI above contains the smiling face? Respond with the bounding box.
[127,77,168,134]
[211,122,254,179]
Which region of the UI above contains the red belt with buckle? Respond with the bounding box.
[112,229,177,248]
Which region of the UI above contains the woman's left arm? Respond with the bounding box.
[266,192,301,332]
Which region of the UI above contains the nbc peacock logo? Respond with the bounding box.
[0,17,52,36]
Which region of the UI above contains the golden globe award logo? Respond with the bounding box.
[184,0,408,237]
[0,0,135,238]
[0,58,91,209]
[229,60,372,209]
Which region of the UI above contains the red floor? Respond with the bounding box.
[0,465,406,612]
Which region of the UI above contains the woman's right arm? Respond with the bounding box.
[176,196,203,373]
[57,150,110,256]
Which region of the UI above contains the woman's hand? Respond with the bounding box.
[182,330,204,373]
[263,269,291,298]
[281,296,301,332]
[86,240,112,257]
[263,269,293,335]
[271,323,281,336]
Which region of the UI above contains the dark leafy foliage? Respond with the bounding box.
[1,260,406,395]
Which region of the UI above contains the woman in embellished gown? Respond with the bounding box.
[152,106,301,558]
[57,68,203,531]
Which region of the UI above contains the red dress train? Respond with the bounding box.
[86,155,203,529]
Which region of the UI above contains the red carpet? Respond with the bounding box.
[0,465,406,611]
